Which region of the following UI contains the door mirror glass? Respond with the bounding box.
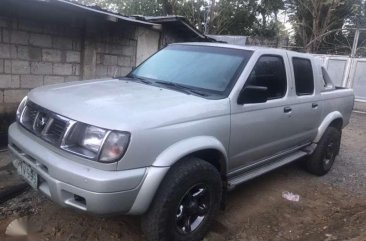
[238,85,268,104]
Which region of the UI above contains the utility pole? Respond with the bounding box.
[346,28,361,88]
[351,28,360,58]
[204,0,215,34]
[208,0,215,34]
[204,6,209,34]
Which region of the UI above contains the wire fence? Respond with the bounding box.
[247,28,366,58]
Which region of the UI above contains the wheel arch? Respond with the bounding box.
[128,136,228,215]
[314,111,343,143]
[153,136,228,174]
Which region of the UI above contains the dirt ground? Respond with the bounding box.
[1,113,366,241]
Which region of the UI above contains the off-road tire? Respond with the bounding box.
[306,126,341,176]
[141,157,222,241]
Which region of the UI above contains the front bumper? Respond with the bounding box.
[8,123,147,215]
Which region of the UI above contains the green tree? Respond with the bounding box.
[75,0,287,38]
[286,0,362,53]
[209,0,258,35]
[205,0,285,37]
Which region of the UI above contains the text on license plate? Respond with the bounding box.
[16,160,38,189]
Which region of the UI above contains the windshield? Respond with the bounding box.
[129,45,253,96]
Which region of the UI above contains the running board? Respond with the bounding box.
[227,150,307,190]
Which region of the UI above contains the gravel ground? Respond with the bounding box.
[0,113,366,241]
[322,113,366,196]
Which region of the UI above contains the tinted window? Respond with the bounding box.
[246,55,287,99]
[293,58,314,95]
[131,45,253,95]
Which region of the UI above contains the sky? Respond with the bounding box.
[279,9,294,36]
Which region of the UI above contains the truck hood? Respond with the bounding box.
[28,79,229,131]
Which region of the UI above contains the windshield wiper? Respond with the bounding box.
[155,81,208,97]
[120,75,153,85]
[185,88,209,97]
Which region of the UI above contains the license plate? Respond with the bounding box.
[16,160,38,189]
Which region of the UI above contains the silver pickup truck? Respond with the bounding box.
[9,43,354,241]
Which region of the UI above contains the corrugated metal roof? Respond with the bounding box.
[136,15,216,41]
[55,0,158,26]
[13,1,213,41]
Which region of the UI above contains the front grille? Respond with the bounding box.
[46,118,68,142]
[19,102,71,146]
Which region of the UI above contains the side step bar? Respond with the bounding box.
[227,150,307,190]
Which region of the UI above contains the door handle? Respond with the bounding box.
[284,107,292,113]
[312,103,318,109]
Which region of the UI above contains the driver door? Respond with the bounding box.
[229,54,297,172]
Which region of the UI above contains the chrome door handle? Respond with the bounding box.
[312,103,318,109]
[284,107,292,113]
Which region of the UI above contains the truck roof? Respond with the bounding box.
[174,42,312,58]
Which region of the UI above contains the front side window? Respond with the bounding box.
[245,55,287,100]
[130,45,253,96]
[293,57,314,95]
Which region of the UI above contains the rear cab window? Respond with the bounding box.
[292,57,314,95]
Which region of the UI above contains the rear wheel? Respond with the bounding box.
[306,126,341,176]
[142,157,222,241]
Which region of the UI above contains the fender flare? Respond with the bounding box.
[314,111,343,143]
[128,136,228,215]
[152,136,228,168]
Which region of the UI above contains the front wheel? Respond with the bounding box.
[306,126,341,176]
[142,157,222,241]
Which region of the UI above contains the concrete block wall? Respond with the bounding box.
[95,26,137,78]
[0,16,82,104]
[0,16,141,107]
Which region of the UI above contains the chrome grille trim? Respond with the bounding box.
[19,102,73,147]
[60,120,76,148]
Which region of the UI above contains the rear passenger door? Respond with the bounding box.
[286,54,322,144]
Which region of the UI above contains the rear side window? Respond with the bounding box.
[293,58,314,95]
[246,55,287,99]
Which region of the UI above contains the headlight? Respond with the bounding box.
[100,132,130,163]
[16,96,28,121]
[62,123,130,162]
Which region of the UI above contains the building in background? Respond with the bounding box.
[0,0,214,146]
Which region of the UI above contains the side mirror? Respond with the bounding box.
[238,85,268,105]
